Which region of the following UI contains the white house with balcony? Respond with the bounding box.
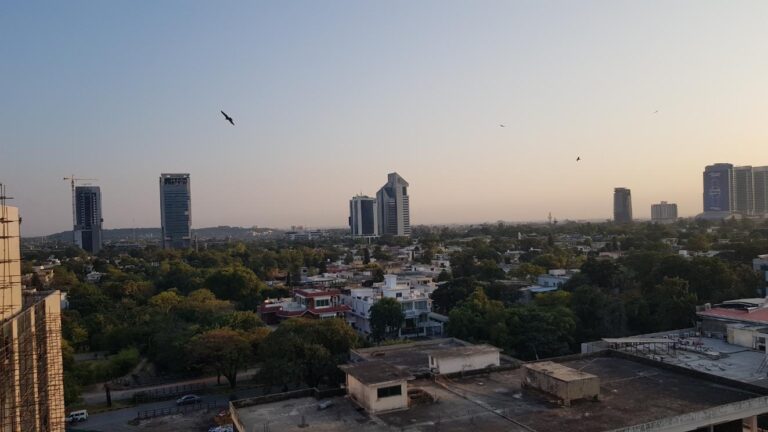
[342,274,443,338]
[536,269,579,288]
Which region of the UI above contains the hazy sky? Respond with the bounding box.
[2,1,767,236]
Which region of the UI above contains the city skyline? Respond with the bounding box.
[3,1,768,236]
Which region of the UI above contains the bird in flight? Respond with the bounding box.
[221,110,234,126]
[653,110,659,114]
[499,124,505,127]
[576,156,581,161]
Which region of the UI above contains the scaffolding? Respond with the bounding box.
[0,184,20,319]
[1,183,66,432]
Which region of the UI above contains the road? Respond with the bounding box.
[78,387,264,432]
[80,368,259,405]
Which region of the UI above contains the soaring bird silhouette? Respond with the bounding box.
[221,110,234,126]
[499,124,505,127]
[653,110,659,114]
[576,156,581,162]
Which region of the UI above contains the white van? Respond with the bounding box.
[66,410,88,422]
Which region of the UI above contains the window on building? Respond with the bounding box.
[377,385,402,399]
[315,299,330,307]
[415,301,427,310]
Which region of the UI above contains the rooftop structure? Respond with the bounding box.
[351,338,513,376]
[339,360,414,386]
[522,361,600,406]
[698,298,768,337]
[231,351,768,432]
[585,329,768,388]
[427,344,501,375]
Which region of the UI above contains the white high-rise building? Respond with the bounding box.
[651,201,678,224]
[349,195,378,238]
[376,173,411,237]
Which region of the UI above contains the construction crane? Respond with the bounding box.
[63,175,97,244]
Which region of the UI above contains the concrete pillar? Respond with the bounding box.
[747,415,758,431]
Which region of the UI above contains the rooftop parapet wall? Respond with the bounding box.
[612,395,768,432]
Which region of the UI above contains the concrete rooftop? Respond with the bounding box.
[604,333,768,387]
[351,338,515,376]
[339,360,414,385]
[233,353,768,432]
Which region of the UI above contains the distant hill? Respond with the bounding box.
[41,226,278,242]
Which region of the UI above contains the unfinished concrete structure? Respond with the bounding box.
[522,361,600,406]
[427,344,500,375]
[0,189,65,432]
[339,360,414,414]
[351,338,516,376]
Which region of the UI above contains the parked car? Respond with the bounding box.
[175,394,202,406]
[66,410,88,423]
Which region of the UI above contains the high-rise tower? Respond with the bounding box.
[159,173,191,249]
[74,186,102,254]
[732,166,754,215]
[349,195,379,238]
[703,163,734,213]
[376,173,411,237]
[613,188,633,223]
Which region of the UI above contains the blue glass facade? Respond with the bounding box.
[160,173,191,249]
[74,186,102,254]
[703,164,733,212]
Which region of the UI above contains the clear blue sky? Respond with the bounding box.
[2,1,767,236]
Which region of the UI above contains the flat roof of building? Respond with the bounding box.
[523,361,597,382]
[351,338,474,375]
[232,352,768,432]
[698,307,768,325]
[601,332,768,388]
[428,344,501,360]
[339,360,414,385]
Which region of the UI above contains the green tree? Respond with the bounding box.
[188,328,252,388]
[204,266,265,310]
[219,311,265,331]
[476,259,505,281]
[648,277,697,331]
[259,318,358,387]
[148,290,183,314]
[437,269,452,283]
[369,297,404,341]
[514,263,545,282]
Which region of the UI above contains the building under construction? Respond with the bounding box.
[1,185,65,432]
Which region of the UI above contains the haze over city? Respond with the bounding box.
[2,1,768,236]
